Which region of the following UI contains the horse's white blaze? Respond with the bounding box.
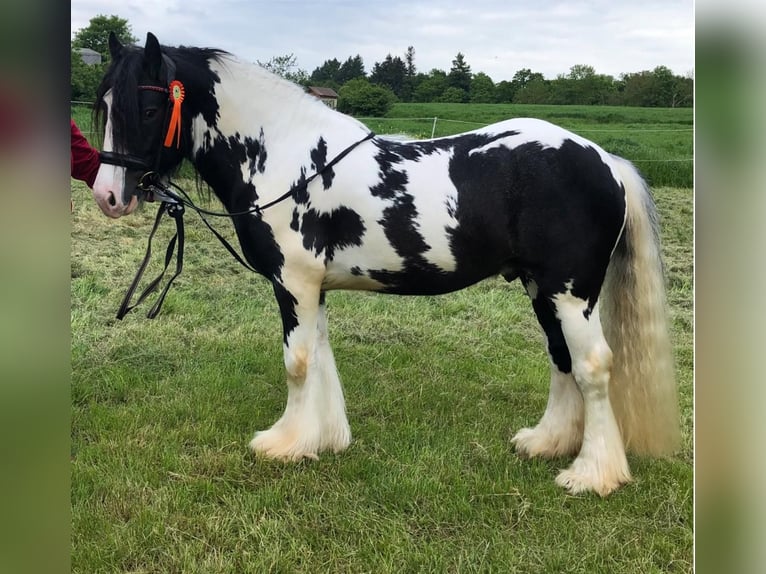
[91,91,139,218]
[551,289,631,496]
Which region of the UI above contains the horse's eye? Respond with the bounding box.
[144,108,158,120]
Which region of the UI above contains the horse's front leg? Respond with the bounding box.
[249,280,351,461]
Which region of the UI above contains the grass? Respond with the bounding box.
[71,177,693,572]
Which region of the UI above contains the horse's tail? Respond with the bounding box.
[600,157,680,456]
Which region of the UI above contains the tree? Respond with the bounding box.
[72,15,138,61]
[494,80,517,103]
[338,78,395,116]
[620,70,657,106]
[412,69,448,102]
[370,54,407,99]
[405,46,416,77]
[71,49,103,101]
[470,72,495,103]
[567,64,596,81]
[448,52,472,93]
[310,58,343,89]
[71,15,137,102]
[338,55,366,84]
[439,87,468,103]
[401,46,417,102]
[672,72,694,108]
[257,54,309,86]
[514,78,551,104]
[510,68,545,92]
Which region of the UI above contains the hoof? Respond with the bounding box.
[555,458,631,496]
[249,427,320,462]
[511,426,581,459]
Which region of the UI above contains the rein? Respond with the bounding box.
[115,131,375,319]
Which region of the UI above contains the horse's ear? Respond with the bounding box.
[108,32,123,59]
[143,32,163,80]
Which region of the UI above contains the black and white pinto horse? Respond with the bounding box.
[92,33,679,496]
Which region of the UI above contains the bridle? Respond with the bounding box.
[99,53,375,320]
[99,53,181,178]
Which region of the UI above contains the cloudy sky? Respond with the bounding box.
[70,0,694,82]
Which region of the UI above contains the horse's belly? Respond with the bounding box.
[322,259,499,295]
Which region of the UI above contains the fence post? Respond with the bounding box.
[431,117,438,139]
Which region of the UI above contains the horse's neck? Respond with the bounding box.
[209,58,344,151]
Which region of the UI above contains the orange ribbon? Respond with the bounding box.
[164,80,185,148]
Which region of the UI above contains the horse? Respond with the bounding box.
[91,32,679,496]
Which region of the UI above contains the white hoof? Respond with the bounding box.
[249,426,319,462]
[555,456,632,496]
[511,425,581,459]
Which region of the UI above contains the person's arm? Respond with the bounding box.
[70,119,100,188]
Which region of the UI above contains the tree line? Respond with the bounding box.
[284,51,693,114]
[71,16,693,117]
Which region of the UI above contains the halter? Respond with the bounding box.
[101,54,376,319]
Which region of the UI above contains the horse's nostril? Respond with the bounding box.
[107,192,117,207]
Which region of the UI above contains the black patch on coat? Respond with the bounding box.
[272,282,299,343]
[194,134,285,280]
[291,168,309,205]
[365,140,449,289]
[310,137,335,189]
[243,129,267,176]
[370,144,410,200]
[524,278,572,374]
[300,206,366,260]
[224,130,268,179]
[480,138,625,307]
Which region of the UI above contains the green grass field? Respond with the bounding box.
[71,104,693,573]
[72,102,692,189]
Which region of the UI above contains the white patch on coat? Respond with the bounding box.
[404,149,460,271]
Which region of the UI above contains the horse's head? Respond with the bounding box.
[92,32,186,218]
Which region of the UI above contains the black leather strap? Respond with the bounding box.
[116,202,186,319]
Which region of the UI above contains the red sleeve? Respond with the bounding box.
[71,119,100,188]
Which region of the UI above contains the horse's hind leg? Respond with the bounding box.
[551,289,631,496]
[512,279,584,458]
[249,282,351,461]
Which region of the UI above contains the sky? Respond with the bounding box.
[70,0,694,82]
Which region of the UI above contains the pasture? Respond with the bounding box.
[71,104,693,572]
[72,102,693,189]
